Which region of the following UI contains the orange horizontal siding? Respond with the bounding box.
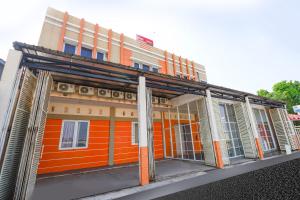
[38,119,110,174]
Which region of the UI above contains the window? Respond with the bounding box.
[142,64,150,71]
[152,67,159,73]
[134,63,140,69]
[131,122,139,145]
[197,72,201,81]
[60,120,89,149]
[64,43,76,55]
[97,52,105,61]
[81,47,92,58]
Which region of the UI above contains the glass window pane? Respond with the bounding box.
[152,67,159,73]
[142,65,150,71]
[228,148,234,157]
[134,63,140,69]
[219,104,226,122]
[97,52,104,61]
[61,121,75,148]
[135,123,139,144]
[76,122,88,147]
[226,105,236,121]
[64,43,76,55]
[81,47,92,58]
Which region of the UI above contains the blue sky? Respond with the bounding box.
[0,0,299,94]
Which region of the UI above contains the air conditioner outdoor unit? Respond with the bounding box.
[125,92,137,101]
[97,88,112,98]
[79,86,94,96]
[111,90,124,99]
[152,96,159,104]
[57,82,75,93]
[159,97,169,105]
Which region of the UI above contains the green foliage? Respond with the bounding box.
[257,81,300,113]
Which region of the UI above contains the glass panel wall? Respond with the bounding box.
[253,108,277,152]
[163,99,204,161]
[219,103,244,158]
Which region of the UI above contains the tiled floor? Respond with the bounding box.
[32,159,213,200]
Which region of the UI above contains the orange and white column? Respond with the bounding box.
[245,97,264,159]
[206,89,224,168]
[138,76,149,185]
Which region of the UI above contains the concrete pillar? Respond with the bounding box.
[0,50,22,156]
[108,107,115,166]
[245,97,264,159]
[138,76,149,185]
[205,89,224,168]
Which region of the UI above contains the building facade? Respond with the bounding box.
[0,7,299,200]
[39,7,207,82]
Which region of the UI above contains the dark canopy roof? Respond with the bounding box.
[13,41,285,108]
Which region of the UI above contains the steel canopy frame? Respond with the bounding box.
[13,41,285,108]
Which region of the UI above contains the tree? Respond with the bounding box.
[257,81,300,113]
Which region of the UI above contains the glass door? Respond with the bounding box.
[253,108,277,152]
[219,104,244,158]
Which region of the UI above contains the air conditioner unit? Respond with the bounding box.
[152,96,159,104]
[111,90,124,99]
[79,86,94,96]
[97,88,111,98]
[125,92,137,101]
[57,82,75,93]
[159,97,169,105]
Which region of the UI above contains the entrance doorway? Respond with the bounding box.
[253,108,277,152]
[219,103,244,158]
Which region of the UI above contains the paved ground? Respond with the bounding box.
[114,152,300,200]
[32,159,214,200]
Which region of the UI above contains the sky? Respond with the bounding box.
[0,0,299,94]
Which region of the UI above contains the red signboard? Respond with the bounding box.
[136,34,153,46]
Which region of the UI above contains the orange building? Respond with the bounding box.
[0,7,299,200]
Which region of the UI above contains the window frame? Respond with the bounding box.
[96,51,107,61]
[131,121,139,145]
[59,120,90,150]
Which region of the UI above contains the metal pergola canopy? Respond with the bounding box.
[13,41,285,108]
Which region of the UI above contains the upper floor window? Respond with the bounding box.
[142,64,150,71]
[81,47,92,58]
[64,43,76,55]
[197,72,201,81]
[152,67,159,73]
[134,63,140,69]
[97,52,105,61]
[60,120,89,149]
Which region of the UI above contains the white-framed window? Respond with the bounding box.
[133,62,159,73]
[59,120,89,150]
[97,51,107,61]
[63,43,77,55]
[131,122,139,145]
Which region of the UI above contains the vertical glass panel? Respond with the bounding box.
[61,121,75,148]
[76,121,88,147]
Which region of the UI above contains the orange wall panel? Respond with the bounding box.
[38,119,110,174]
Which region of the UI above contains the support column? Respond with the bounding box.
[108,107,115,166]
[205,89,224,168]
[138,76,149,185]
[245,97,264,159]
